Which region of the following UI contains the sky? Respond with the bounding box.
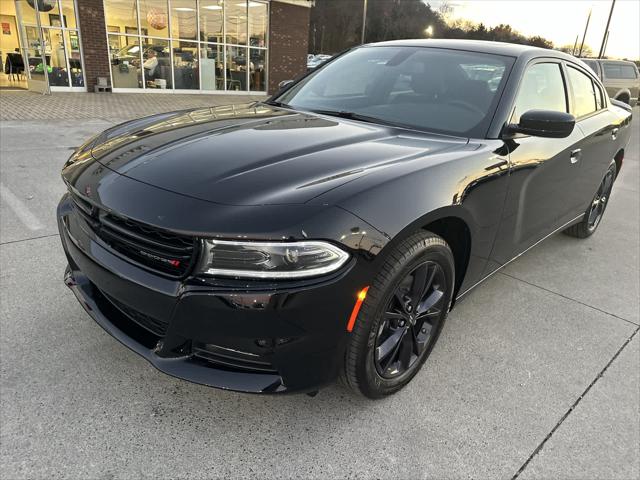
[428,0,640,60]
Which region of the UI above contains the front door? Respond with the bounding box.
[489,61,585,266]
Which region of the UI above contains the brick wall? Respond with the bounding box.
[76,0,111,91]
[268,1,311,94]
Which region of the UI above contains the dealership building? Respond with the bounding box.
[0,0,311,95]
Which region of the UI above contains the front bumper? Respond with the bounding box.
[58,194,368,394]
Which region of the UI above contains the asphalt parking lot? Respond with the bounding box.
[1,94,638,479]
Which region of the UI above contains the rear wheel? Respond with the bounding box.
[342,231,455,398]
[564,162,616,238]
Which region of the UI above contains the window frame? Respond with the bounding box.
[508,59,570,126]
[563,61,607,121]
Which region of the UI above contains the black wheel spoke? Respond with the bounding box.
[383,311,404,321]
[398,330,413,370]
[375,328,404,364]
[417,288,444,315]
[602,172,613,193]
[409,263,429,308]
[374,260,448,379]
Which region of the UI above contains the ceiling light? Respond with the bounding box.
[174,7,196,12]
[203,5,223,10]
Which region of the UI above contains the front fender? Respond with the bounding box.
[314,139,512,293]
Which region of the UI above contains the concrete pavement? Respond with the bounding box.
[1,93,638,479]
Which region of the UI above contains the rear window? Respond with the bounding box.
[603,63,638,79]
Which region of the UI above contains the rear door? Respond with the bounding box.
[490,60,587,265]
[565,63,620,216]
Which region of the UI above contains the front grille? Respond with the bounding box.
[193,343,278,374]
[102,291,169,336]
[70,191,198,278]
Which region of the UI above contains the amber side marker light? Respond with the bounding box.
[346,286,370,332]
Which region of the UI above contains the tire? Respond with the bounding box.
[616,94,630,106]
[564,162,616,238]
[342,231,455,399]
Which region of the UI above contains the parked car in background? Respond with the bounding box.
[581,58,639,107]
[59,40,632,399]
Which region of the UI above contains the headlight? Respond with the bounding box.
[198,239,350,279]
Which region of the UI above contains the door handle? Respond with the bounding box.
[570,148,582,164]
[611,128,619,140]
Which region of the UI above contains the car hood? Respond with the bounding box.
[89,103,468,206]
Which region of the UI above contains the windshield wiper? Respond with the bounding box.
[263,100,291,108]
[309,109,404,128]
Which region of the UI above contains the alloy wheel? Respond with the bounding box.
[374,261,446,379]
[587,168,615,231]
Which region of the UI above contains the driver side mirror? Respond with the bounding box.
[507,109,575,138]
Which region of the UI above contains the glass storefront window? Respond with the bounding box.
[142,37,171,89]
[248,1,267,48]
[15,1,38,25]
[173,41,198,89]
[24,24,45,82]
[225,45,247,90]
[171,0,197,40]
[139,0,169,38]
[37,0,61,28]
[200,43,224,90]
[103,0,268,92]
[43,28,68,86]
[60,0,77,29]
[104,0,138,35]
[249,48,265,91]
[225,1,247,45]
[64,30,83,86]
[108,34,143,88]
[199,0,223,43]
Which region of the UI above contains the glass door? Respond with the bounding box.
[13,0,84,92]
[14,0,48,93]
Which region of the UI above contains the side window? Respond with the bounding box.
[567,66,598,117]
[512,63,567,123]
[603,63,638,79]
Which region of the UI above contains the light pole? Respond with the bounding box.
[361,0,368,44]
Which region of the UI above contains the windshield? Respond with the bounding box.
[276,46,514,137]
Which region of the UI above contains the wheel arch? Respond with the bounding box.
[375,206,474,301]
[614,89,631,104]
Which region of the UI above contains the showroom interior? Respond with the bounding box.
[0,0,311,94]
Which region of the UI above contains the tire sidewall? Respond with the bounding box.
[357,236,455,397]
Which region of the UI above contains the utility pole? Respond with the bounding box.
[572,35,579,55]
[578,8,591,57]
[361,0,368,44]
[601,31,610,58]
[598,0,616,58]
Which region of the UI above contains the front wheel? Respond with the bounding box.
[342,231,455,398]
[564,162,616,238]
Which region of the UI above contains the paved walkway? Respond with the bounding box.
[0,91,267,121]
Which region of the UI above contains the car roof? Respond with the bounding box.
[364,39,573,61]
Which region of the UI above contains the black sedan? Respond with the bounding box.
[58,40,632,398]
